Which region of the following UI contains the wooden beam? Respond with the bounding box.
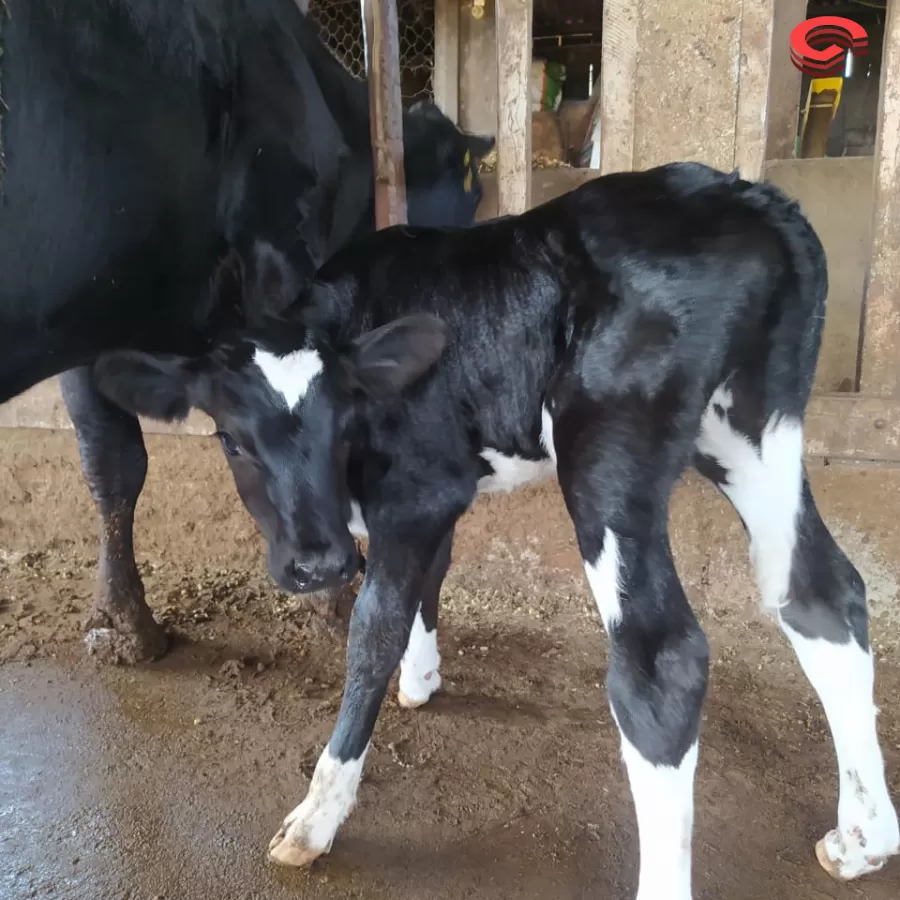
[763,0,806,162]
[804,394,900,464]
[598,0,638,175]
[494,0,532,215]
[362,0,408,228]
[0,379,216,436]
[4,383,899,465]
[859,0,900,396]
[733,0,776,179]
[433,0,460,121]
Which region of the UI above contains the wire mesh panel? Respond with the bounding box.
[306,0,435,103]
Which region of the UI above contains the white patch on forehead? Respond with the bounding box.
[253,347,323,409]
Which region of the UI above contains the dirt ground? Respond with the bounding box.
[1,429,900,900]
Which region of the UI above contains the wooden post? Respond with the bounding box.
[434,0,460,121]
[362,0,408,228]
[763,0,806,162]
[733,0,776,179]
[859,0,900,396]
[598,0,638,175]
[494,0,532,215]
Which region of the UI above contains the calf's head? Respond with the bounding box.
[94,306,448,594]
[404,101,495,227]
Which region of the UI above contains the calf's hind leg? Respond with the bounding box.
[397,530,452,709]
[60,367,168,663]
[695,385,900,880]
[550,399,709,900]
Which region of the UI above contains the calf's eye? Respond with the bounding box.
[217,431,241,457]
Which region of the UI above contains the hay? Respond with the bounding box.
[477,148,573,174]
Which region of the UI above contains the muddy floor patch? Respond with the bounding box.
[2,543,900,900]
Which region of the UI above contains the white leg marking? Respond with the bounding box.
[475,405,557,494]
[253,347,323,409]
[397,610,442,709]
[779,624,900,879]
[540,403,557,465]
[477,448,556,493]
[584,528,623,632]
[347,500,368,538]
[695,387,803,610]
[268,744,368,867]
[620,733,697,900]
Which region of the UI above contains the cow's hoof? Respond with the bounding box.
[815,828,899,881]
[269,751,362,867]
[268,835,326,868]
[268,817,332,868]
[397,670,441,709]
[397,690,427,709]
[84,615,169,665]
[397,688,433,709]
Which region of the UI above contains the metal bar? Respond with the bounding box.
[361,0,408,228]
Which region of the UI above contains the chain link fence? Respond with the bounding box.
[306,0,435,104]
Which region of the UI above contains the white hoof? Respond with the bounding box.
[267,747,366,868]
[269,801,334,869]
[397,670,442,709]
[398,611,441,709]
[815,825,900,881]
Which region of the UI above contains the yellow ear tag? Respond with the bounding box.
[463,150,471,167]
[463,169,473,193]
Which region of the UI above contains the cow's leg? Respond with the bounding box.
[695,384,900,881]
[397,530,452,708]
[268,528,452,866]
[60,367,168,663]
[548,402,709,900]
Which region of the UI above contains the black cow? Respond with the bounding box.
[0,0,492,662]
[95,162,900,894]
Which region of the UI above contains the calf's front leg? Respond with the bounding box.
[268,531,451,866]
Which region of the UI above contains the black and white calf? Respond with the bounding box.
[96,162,899,897]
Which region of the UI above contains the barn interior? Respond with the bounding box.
[2,2,899,900]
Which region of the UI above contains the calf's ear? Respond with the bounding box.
[92,352,195,422]
[345,314,448,399]
[466,133,495,160]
